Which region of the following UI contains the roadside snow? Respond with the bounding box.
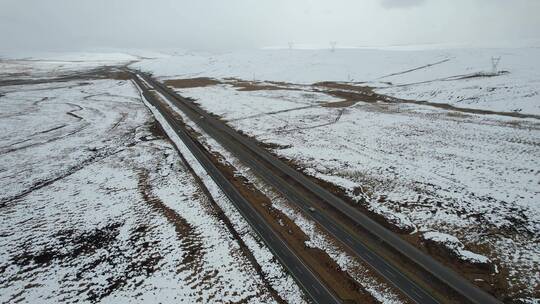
[422,231,490,264]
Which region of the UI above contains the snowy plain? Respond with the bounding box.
[132,45,540,302]
[0,60,303,303]
[1,44,538,303]
[0,52,138,81]
[133,45,540,115]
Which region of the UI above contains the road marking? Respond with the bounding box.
[312,285,321,295]
[384,268,397,278]
[411,288,424,299]
[365,253,374,261]
[328,223,337,231]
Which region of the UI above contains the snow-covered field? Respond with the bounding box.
[132,44,540,302]
[172,83,539,301]
[0,61,303,303]
[0,52,137,81]
[2,45,539,302]
[133,45,540,115]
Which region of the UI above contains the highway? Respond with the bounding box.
[133,71,503,304]
[132,74,342,304]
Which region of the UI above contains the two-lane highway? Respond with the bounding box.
[132,74,342,304]
[134,71,503,304]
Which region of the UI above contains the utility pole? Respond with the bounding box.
[491,56,501,75]
[330,41,337,52]
[288,42,294,50]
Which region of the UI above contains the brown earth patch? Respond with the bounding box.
[10,221,163,302]
[12,223,123,268]
[137,169,208,284]
[322,100,358,108]
[224,78,299,92]
[147,119,166,139]
[104,69,132,80]
[164,76,301,92]
[165,77,221,89]
[314,82,382,104]
[315,81,540,120]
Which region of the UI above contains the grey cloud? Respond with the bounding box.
[0,0,539,52]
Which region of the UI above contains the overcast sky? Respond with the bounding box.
[1,0,539,51]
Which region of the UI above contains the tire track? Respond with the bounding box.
[0,148,124,208]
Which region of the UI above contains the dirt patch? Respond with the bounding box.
[10,221,163,302]
[164,76,301,92]
[137,170,207,280]
[12,223,122,268]
[165,77,221,89]
[322,100,358,108]
[224,78,299,92]
[445,111,471,119]
[315,82,381,104]
[315,81,540,119]
[148,119,166,138]
[81,224,163,302]
[104,70,132,80]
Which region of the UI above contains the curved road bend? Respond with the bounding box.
[137,72,503,304]
[132,75,342,304]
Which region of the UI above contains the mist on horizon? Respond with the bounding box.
[1,0,540,52]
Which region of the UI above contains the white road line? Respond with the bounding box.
[384,268,397,278]
[412,288,424,299]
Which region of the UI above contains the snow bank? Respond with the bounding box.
[422,231,491,264]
